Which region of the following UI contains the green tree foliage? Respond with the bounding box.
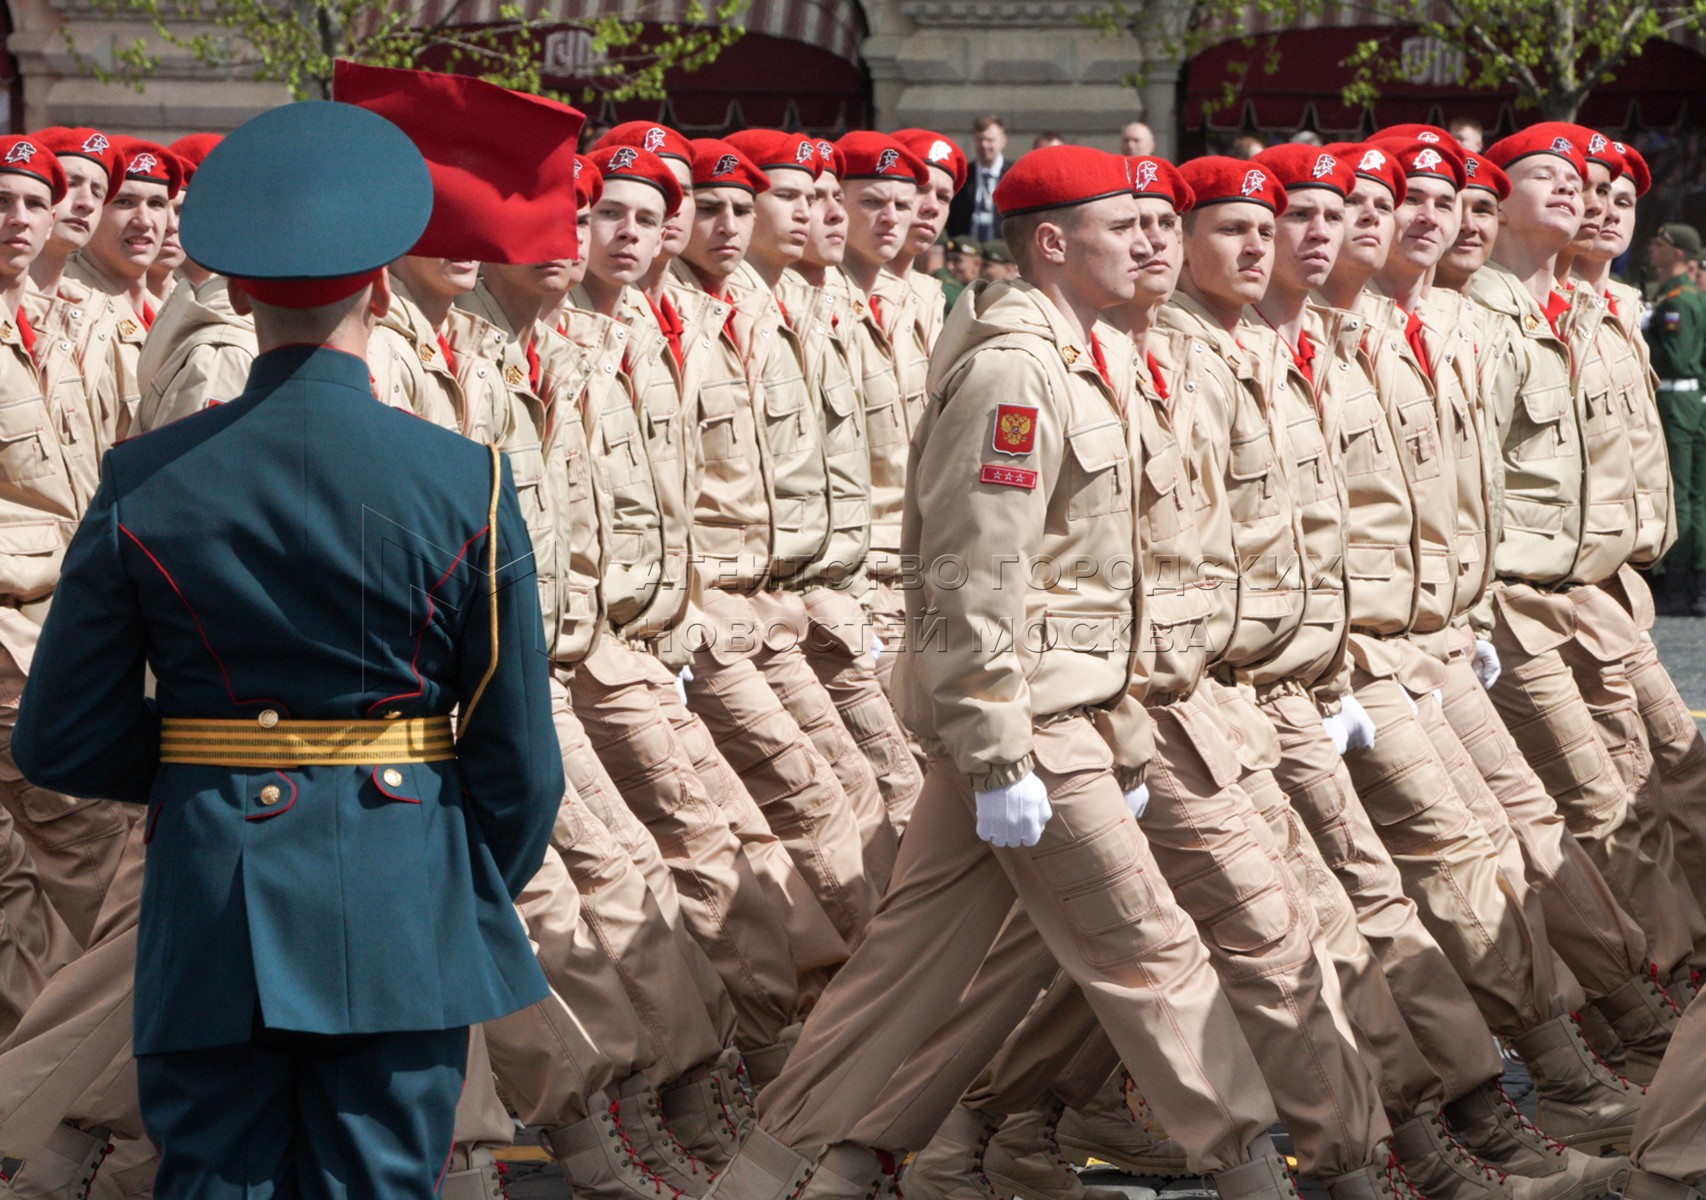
[66,0,747,104]
[1090,0,1706,121]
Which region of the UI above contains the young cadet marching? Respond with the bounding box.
[9,101,561,1200]
[1567,143,1706,977]
[1469,127,1702,1052]
[663,137,880,951]
[703,145,1290,1200]
[1643,223,1706,616]
[584,123,855,1004]
[760,140,924,840]
[888,128,964,352]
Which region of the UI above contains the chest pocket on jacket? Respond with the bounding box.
[1337,394,1390,479]
[0,395,56,482]
[1511,382,1570,461]
[1064,420,1131,521]
[864,389,905,450]
[1140,438,1187,547]
[697,379,749,464]
[599,405,648,490]
[1227,430,1281,521]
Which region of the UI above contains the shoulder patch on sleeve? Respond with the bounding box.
[992,403,1039,456]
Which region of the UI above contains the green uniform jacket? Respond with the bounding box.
[1645,273,1706,383]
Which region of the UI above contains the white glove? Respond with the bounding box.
[1404,692,1418,716]
[870,634,884,665]
[676,665,693,707]
[1322,694,1376,756]
[1123,783,1150,820]
[975,771,1053,848]
[1472,639,1501,690]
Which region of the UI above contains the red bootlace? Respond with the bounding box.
[1437,1111,1507,1184]
[1568,1013,1646,1094]
[609,1100,684,1199]
[1493,1083,1567,1156]
[1648,962,1684,1016]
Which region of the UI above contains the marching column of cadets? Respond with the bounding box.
[0,103,1703,1200]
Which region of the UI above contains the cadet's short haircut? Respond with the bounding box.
[973,114,1006,134]
[1001,206,1087,275]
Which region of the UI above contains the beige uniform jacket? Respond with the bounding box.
[64,257,154,443]
[779,269,873,597]
[903,270,946,356]
[849,268,930,580]
[1416,289,1497,631]
[368,275,505,445]
[1601,278,1676,566]
[892,279,1143,790]
[1351,293,1458,645]
[135,275,256,432]
[1555,281,1639,586]
[0,291,108,614]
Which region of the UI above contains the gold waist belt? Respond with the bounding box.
[159,716,455,767]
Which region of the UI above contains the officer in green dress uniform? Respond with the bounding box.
[1645,223,1706,615]
[10,101,562,1200]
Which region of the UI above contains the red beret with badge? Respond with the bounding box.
[573,153,602,210]
[0,136,67,205]
[1252,144,1358,197]
[994,145,1137,218]
[1176,156,1289,214]
[596,122,694,166]
[689,139,770,194]
[1367,135,1467,189]
[167,133,222,185]
[891,129,968,192]
[1377,123,1459,149]
[835,132,929,185]
[1482,125,1590,183]
[1326,143,1408,205]
[110,136,184,199]
[589,144,683,212]
[724,130,822,180]
[1462,152,1511,201]
[1608,139,1650,197]
[1128,156,1194,212]
[30,127,125,200]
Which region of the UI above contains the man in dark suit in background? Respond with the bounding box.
[946,114,1007,243]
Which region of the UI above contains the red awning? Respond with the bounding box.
[1185,26,1706,134]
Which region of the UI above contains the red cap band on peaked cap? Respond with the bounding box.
[167,133,222,185]
[814,138,845,179]
[891,129,967,192]
[573,153,602,210]
[1377,124,1460,150]
[334,59,586,264]
[835,132,929,185]
[596,122,693,166]
[1482,125,1590,183]
[1252,144,1357,197]
[0,136,67,205]
[1462,153,1511,200]
[689,139,770,193]
[1366,135,1467,189]
[30,127,124,200]
[1608,139,1650,196]
[1327,143,1408,205]
[994,145,1138,218]
[723,130,822,180]
[589,145,683,211]
[231,267,385,309]
[1177,156,1288,214]
[1128,156,1195,212]
[110,137,184,198]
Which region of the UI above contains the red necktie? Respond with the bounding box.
[140,301,155,330]
[867,294,884,331]
[1293,327,1316,386]
[525,340,541,394]
[1087,332,1111,387]
[648,295,684,368]
[1543,290,1570,336]
[1146,352,1168,401]
[1401,309,1431,379]
[436,333,456,376]
[15,306,35,361]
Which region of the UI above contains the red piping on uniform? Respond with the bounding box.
[245,771,297,821]
[371,765,419,803]
[118,524,292,716]
[366,525,489,714]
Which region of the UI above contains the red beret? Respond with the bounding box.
[814,138,845,179]
[29,127,124,200]
[1608,139,1650,196]
[1461,152,1511,201]
[1377,124,1459,150]
[891,129,967,192]
[1177,156,1288,214]
[689,139,770,194]
[1482,125,1589,183]
[1328,143,1408,205]
[834,132,929,185]
[0,136,66,205]
[109,136,184,198]
[167,133,221,184]
[596,122,693,166]
[723,130,822,179]
[1127,156,1194,212]
[993,145,1136,218]
[573,153,602,210]
[1367,135,1467,189]
[589,144,683,212]
[1252,144,1357,197]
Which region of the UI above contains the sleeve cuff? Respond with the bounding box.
[970,755,1036,793]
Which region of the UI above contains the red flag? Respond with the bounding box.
[332,60,584,264]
